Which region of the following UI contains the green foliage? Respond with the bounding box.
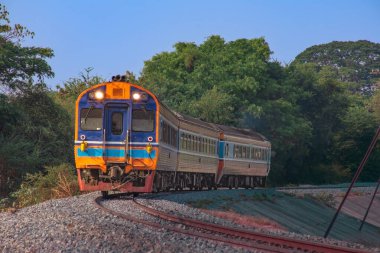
[369,90,380,120]
[0,88,73,196]
[293,40,380,93]
[141,36,313,184]
[11,163,79,208]
[54,67,105,120]
[0,4,53,92]
[332,105,380,181]
[189,86,234,124]
[306,192,337,208]
[0,5,73,198]
[141,36,380,185]
[0,4,34,41]
[141,35,272,123]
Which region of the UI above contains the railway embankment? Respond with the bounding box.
[158,188,380,248]
[0,186,379,252]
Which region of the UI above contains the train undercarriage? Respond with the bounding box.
[78,167,267,198]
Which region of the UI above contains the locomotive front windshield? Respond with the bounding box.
[80,108,102,130]
[132,109,155,132]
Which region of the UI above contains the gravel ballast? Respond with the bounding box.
[1,192,255,253]
[1,188,379,252]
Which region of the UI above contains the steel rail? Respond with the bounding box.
[132,199,370,253]
[94,196,287,253]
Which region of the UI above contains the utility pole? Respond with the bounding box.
[324,125,380,238]
[359,179,380,231]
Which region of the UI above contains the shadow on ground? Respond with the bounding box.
[159,189,380,247]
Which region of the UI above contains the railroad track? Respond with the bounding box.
[276,183,377,191]
[94,195,370,253]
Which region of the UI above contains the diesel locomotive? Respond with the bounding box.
[74,78,271,196]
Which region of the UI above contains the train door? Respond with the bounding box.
[104,104,130,163]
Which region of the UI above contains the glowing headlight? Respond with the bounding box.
[95,90,104,100]
[132,92,141,100]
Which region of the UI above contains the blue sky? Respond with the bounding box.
[4,0,380,88]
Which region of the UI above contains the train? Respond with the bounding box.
[74,77,271,197]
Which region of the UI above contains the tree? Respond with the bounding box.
[0,4,70,197]
[55,67,104,120]
[189,86,235,124]
[332,105,379,181]
[293,40,380,94]
[141,36,314,185]
[0,4,53,93]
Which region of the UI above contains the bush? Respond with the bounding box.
[11,163,80,208]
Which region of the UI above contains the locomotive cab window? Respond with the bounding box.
[132,109,155,132]
[111,112,123,135]
[80,108,102,130]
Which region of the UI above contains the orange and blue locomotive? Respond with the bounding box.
[75,77,271,196]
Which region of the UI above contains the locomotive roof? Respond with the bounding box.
[157,98,268,142]
[177,113,221,132]
[214,124,268,142]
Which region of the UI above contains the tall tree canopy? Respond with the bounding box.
[0,4,54,92]
[140,36,380,185]
[0,4,71,197]
[141,35,314,184]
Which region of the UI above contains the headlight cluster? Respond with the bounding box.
[132,91,148,101]
[89,90,104,100]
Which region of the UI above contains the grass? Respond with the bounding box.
[0,163,80,211]
[306,192,337,208]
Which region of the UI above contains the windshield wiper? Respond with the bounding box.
[83,105,94,123]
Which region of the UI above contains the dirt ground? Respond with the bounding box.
[336,191,380,228]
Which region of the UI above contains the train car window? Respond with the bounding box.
[180,133,184,149]
[171,127,177,147]
[111,112,123,135]
[132,109,155,132]
[159,121,163,141]
[167,124,171,144]
[163,122,167,142]
[80,108,102,131]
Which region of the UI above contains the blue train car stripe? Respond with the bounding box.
[218,141,225,159]
[77,148,156,158]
